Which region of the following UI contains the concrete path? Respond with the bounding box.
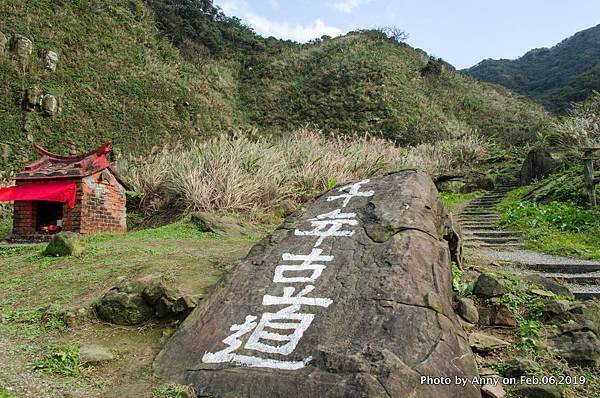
[457,183,600,300]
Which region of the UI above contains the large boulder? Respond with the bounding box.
[154,171,479,398]
[519,148,559,185]
[549,321,600,367]
[95,274,201,325]
[43,232,85,257]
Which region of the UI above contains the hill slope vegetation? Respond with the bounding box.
[1,0,552,173]
[464,24,600,114]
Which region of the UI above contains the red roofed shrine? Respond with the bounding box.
[0,142,127,241]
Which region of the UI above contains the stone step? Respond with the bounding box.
[460,211,498,216]
[464,203,499,208]
[463,207,497,212]
[522,263,600,274]
[464,236,521,244]
[462,227,500,232]
[544,273,600,285]
[464,242,522,248]
[458,217,501,222]
[461,225,500,230]
[464,231,520,238]
[569,285,600,300]
[460,223,499,228]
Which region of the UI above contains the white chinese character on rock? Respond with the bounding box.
[202,313,312,370]
[274,248,334,283]
[244,304,315,355]
[326,179,374,208]
[294,209,358,247]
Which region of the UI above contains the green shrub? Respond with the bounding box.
[34,346,83,377]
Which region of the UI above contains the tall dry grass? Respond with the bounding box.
[557,91,600,150]
[118,127,488,216]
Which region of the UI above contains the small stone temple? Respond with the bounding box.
[0,142,127,241]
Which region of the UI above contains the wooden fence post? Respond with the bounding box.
[582,147,599,206]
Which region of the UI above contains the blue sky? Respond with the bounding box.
[214,0,600,69]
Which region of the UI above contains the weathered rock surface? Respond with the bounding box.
[41,94,59,116]
[0,32,7,56]
[95,274,201,325]
[511,384,562,398]
[549,321,600,366]
[519,148,559,185]
[482,383,506,398]
[43,232,85,257]
[503,357,537,378]
[522,274,573,299]
[79,344,114,364]
[469,332,510,352]
[154,171,479,397]
[474,274,507,298]
[492,304,517,327]
[22,86,42,112]
[10,35,33,66]
[457,297,479,324]
[190,212,246,236]
[43,49,58,71]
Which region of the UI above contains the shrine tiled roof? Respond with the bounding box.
[13,142,126,187]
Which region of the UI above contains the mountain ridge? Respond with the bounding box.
[464,24,600,113]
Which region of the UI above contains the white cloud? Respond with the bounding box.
[331,0,372,13]
[246,14,342,42]
[215,0,342,42]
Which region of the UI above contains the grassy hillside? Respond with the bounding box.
[0,0,554,175]
[464,24,600,114]
[236,31,553,145]
[0,0,238,172]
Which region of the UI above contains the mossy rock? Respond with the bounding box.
[190,212,245,237]
[43,232,85,257]
[95,289,153,325]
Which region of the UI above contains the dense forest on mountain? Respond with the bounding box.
[465,24,600,114]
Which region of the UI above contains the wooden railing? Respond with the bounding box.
[582,147,600,206]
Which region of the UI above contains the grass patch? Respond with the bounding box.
[440,191,483,213]
[499,189,600,259]
[34,346,83,377]
[152,384,195,398]
[0,386,19,398]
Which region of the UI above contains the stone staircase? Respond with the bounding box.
[458,182,522,249]
[457,182,600,300]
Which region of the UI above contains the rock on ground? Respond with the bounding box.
[42,49,58,71]
[43,232,85,257]
[10,35,33,66]
[41,94,59,116]
[549,321,600,367]
[474,274,507,298]
[95,274,201,325]
[190,212,246,236]
[457,297,479,324]
[154,171,479,398]
[519,148,559,186]
[79,345,114,364]
[511,384,562,398]
[482,383,506,398]
[469,332,510,352]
